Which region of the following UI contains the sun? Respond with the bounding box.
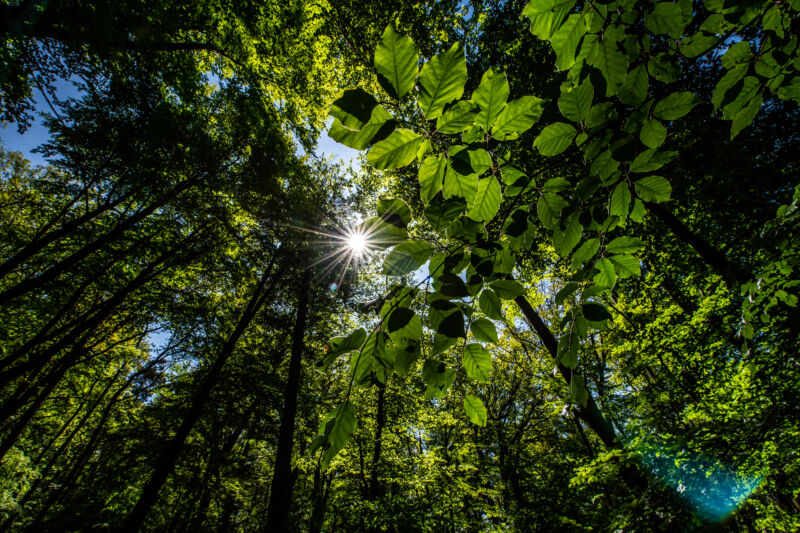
[346,230,368,257]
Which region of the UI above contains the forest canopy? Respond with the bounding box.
[0,0,798,531]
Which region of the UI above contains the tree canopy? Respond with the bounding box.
[0,0,798,531]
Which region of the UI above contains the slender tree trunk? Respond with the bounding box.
[645,201,747,284]
[513,295,647,490]
[0,187,136,282]
[119,255,281,533]
[309,464,328,533]
[264,269,312,532]
[369,382,386,501]
[0,240,175,384]
[0,179,192,306]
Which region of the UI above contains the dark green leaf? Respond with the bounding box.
[582,302,612,321]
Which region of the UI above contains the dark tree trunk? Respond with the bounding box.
[369,382,386,501]
[264,269,312,532]
[119,255,281,533]
[513,295,647,490]
[645,201,748,284]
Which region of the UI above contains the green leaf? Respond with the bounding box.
[367,129,422,169]
[393,340,419,377]
[437,101,479,133]
[550,14,585,70]
[467,176,501,222]
[378,198,412,228]
[608,254,641,278]
[330,89,379,129]
[491,96,545,140]
[640,119,667,149]
[558,81,593,122]
[712,64,748,109]
[618,65,649,107]
[571,239,599,270]
[553,215,582,257]
[431,334,458,356]
[418,42,468,119]
[472,69,510,130]
[721,41,752,69]
[463,395,488,426]
[374,25,418,99]
[434,273,470,298]
[423,359,456,397]
[635,176,672,202]
[588,36,629,97]
[679,32,719,58]
[582,302,612,322]
[630,199,647,223]
[463,343,492,382]
[479,289,503,320]
[609,182,631,218]
[630,149,677,173]
[382,240,435,275]
[318,328,367,371]
[522,0,576,39]
[571,375,589,408]
[593,258,616,288]
[470,318,498,344]
[387,307,421,338]
[451,147,493,176]
[537,192,567,229]
[730,94,762,139]
[462,124,484,144]
[534,122,576,156]
[425,197,467,230]
[328,105,394,151]
[490,280,526,300]
[555,282,581,306]
[317,401,356,470]
[606,236,644,254]
[357,217,407,250]
[429,299,465,338]
[653,92,698,120]
[418,155,447,203]
[645,2,687,38]
[443,162,479,204]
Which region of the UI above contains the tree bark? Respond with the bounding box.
[264,269,312,532]
[119,254,282,532]
[513,295,647,490]
[645,201,748,285]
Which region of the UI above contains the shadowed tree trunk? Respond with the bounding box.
[513,295,647,490]
[120,253,282,533]
[264,269,312,532]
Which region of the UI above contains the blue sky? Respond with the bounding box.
[0,79,359,168]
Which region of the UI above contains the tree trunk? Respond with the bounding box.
[119,255,282,532]
[264,269,312,532]
[645,201,747,284]
[513,295,647,490]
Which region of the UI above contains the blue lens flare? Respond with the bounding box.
[630,433,763,522]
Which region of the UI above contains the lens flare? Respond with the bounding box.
[346,230,368,257]
[629,433,763,522]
